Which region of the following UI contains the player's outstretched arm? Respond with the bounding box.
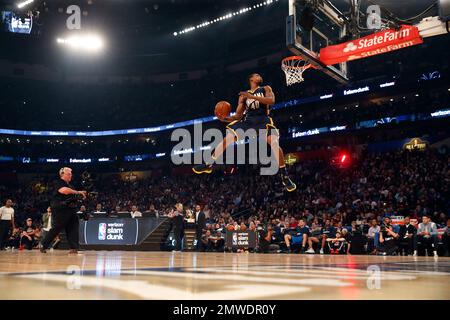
[222,95,245,122]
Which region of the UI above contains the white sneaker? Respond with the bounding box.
[413,251,417,257]
[306,248,315,254]
[319,248,324,254]
[433,251,438,257]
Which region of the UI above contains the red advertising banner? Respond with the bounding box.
[319,25,423,65]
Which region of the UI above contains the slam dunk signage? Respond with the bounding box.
[226,230,257,249]
[80,218,138,245]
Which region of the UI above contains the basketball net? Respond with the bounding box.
[281,56,313,86]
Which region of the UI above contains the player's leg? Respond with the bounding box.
[265,120,296,192]
[193,127,237,174]
[65,213,80,251]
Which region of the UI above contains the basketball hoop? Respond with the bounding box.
[281,56,315,86]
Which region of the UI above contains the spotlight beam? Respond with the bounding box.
[173,0,278,36]
[17,0,34,9]
[56,34,104,52]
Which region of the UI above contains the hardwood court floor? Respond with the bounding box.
[0,250,449,300]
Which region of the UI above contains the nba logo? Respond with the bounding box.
[232,233,238,246]
[98,223,107,240]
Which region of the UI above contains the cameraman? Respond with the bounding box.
[258,224,274,253]
[379,217,399,255]
[41,167,87,254]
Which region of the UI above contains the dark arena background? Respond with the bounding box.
[0,0,449,307]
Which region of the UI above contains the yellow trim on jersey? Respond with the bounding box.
[265,117,279,136]
[247,86,261,94]
[226,120,240,139]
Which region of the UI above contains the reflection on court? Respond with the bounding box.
[0,251,449,299]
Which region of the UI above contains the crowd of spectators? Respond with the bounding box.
[0,148,448,255]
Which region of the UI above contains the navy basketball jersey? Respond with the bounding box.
[244,86,270,118]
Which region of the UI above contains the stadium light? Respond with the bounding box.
[17,0,34,9]
[173,0,279,36]
[56,34,104,52]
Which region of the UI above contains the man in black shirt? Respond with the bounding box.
[398,216,416,255]
[169,203,185,252]
[194,204,206,251]
[20,218,37,250]
[40,167,87,254]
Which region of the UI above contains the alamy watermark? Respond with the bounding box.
[66,5,82,30]
[366,5,382,30]
[66,265,82,290]
[366,265,381,290]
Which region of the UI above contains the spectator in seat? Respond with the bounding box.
[347,226,367,255]
[77,205,88,219]
[109,205,122,217]
[148,204,159,218]
[319,219,336,254]
[130,205,142,218]
[443,219,450,257]
[20,218,37,250]
[367,219,380,254]
[258,224,274,253]
[398,216,416,255]
[379,217,399,256]
[208,231,224,252]
[7,228,21,249]
[306,222,322,254]
[284,218,309,253]
[414,215,438,257]
[199,230,212,252]
[326,231,348,254]
[94,203,106,215]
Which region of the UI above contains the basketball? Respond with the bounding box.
[214,101,231,120]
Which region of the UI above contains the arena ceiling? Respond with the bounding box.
[0,0,442,76]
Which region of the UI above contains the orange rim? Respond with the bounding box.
[281,56,316,70]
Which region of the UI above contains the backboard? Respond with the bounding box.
[286,0,349,84]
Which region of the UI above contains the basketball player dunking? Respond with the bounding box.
[193,73,296,192]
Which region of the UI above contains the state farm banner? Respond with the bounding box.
[319,25,423,65]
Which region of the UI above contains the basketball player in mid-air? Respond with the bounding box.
[193,73,296,192]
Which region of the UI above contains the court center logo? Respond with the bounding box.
[170,123,280,175]
[98,223,107,240]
